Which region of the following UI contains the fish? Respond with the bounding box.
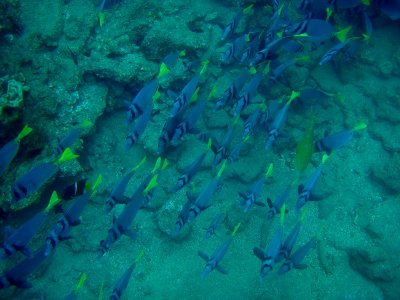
[126,106,152,148]
[170,75,199,117]
[157,110,185,154]
[221,10,243,41]
[0,246,49,289]
[295,155,329,211]
[242,106,263,140]
[0,125,32,176]
[233,72,263,116]
[55,120,92,155]
[319,39,352,65]
[198,223,240,277]
[278,237,317,275]
[214,71,249,111]
[222,36,246,64]
[11,148,78,203]
[187,162,226,224]
[253,225,283,279]
[240,33,261,64]
[265,91,299,150]
[266,185,291,219]
[175,152,207,191]
[110,251,144,300]
[284,19,334,43]
[1,192,60,259]
[99,174,158,257]
[315,122,366,155]
[249,36,291,67]
[276,222,302,263]
[378,0,400,20]
[174,198,194,235]
[239,177,268,213]
[61,178,88,201]
[204,213,224,239]
[268,58,297,84]
[294,113,315,172]
[210,126,235,167]
[45,192,91,256]
[105,157,147,214]
[171,99,206,144]
[127,79,158,123]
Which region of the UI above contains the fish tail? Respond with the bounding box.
[81,120,93,129]
[335,25,352,43]
[132,156,147,172]
[280,203,286,226]
[74,272,87,295]
[143,174,158,196]
[231,222,241,236]
[15,124,33,142]
[352,122,367,132]
[45,191,61,213]
[243,4,254,15]
[57,148,79,164]
[217,160,227,179]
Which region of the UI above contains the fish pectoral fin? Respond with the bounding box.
[294,263,307,270]
[255,201,266,207]
[215,265,228,274]
[198,250,209,261]
[124,229,137,240]
[253,247,265,260]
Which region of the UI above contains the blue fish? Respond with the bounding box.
[249,36,291,67]
[11,162,59,203]
[174,198,194,235]
[198,237,232,277]
[222,36,246,64]
[126,106,152,148]
[276,222,302,263]
[204,213,224,239]
[239,177,267,213]
[315,129,355,154]
[319,39,351,65]
[266,185,290,219]
[214,71,249,111]
[157,110,185,154]
[278,237,317,275]
[170,75,199,117]
[0,246,49,289]
[221,10,243,41]
[110,251,143,300]
[253,225,283,279]
[284,19,334,43]
[265,94,297,150]
[45,192,90,256]
[0,125,32,176]
[268,58,297,84]
[175,152,206,191]
[127,79,158,123]
[295,164,324,210]
[233,72,263,116]
[171,99,206,144]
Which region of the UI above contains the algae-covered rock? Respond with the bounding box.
[371,152,400,193]
[0,75,29,125]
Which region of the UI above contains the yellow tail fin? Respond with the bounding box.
[98,11,105,27]
[231,222,241,236]
[45,191,61,213]
[335,25,352,43]
[157,62,170,79]
[74,272,87,295]
[132,156,147,172]
[243,4,254,15]
[208,85,218,100]
[143,174,158,195]
[217,160,227,179]
[16,125,33,142]
[92,175,103,193]
[326,7,333,21]
[81,120,93,129]
[352,122,367,131]
[280,203,286,227]
[265,163,273,179]
[57,148,79,164]
[200,60,210,76]
[135,249,145,264]
[288,90,300,104]
[190,87,200,103]
[322,154,329,164]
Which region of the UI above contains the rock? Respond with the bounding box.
[0,77,27,124]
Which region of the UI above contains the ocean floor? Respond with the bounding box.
[0,0,400,299]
